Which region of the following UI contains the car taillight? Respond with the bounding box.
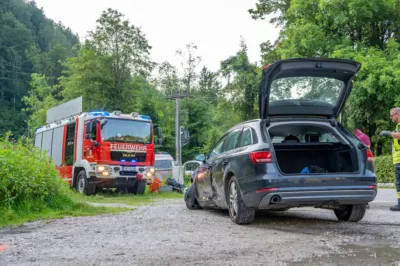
[367,149,373,162]
[249,151,272,164]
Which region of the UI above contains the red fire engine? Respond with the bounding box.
[34,97,162,195]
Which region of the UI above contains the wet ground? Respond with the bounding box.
[292,241,400,266]
[0,189,399,266]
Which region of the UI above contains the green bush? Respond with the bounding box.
[374,155,396,183]
[0,135,73,211]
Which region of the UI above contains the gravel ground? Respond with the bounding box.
[1,190,400,266]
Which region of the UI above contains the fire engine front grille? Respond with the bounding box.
[110,151,147,162]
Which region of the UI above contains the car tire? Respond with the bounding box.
[228,176,255,225]
[334,204,367,222]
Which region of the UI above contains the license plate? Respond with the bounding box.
[122,166,136,171]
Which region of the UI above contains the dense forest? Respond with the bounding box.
[2,0,400,160]
[0,0,79,137]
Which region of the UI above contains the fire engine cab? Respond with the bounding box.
[34,96,162,195]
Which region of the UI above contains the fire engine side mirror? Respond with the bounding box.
[157,127,162,145]
[85,121,93,140]
[153,124,162,145]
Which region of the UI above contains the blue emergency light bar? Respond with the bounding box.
[139,115,152,121]
[88,111,110,117]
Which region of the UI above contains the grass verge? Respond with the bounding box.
[0,194,130,228]
[1,189,184,228]
[0,135,184,228]
[73,188,184,207]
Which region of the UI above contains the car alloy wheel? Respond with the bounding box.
[229,181,238,218]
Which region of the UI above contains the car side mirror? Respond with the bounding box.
[195,154,206,163]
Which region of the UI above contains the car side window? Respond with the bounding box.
[238,127,252,147]
[209,134,228,159]
[222,128,242,152]
[186,162,200,171]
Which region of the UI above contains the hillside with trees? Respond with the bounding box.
[0,0,79,137]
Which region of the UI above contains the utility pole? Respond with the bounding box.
[167,93,191,185]
[167,93,191,166]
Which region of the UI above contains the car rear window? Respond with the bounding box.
[270,77,344,106]
[269,125,340,144]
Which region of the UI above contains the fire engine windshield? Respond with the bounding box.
[101,118,152,144]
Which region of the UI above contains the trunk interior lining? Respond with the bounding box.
[272,142,359,174]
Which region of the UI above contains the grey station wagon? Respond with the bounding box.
[186,58,377,225]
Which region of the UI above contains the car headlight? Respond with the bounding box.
[146,172,152,177]
[149,167,155,173]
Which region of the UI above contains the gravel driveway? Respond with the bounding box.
[1,190,400,266]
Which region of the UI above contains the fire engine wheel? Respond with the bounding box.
[127,180,146,195]
[76,170,96,196]
[136,180,146,195]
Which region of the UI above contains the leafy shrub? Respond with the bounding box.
[374,155,396,183]
[0,134,73,211]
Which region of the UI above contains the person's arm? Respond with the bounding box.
[392,132,400,139]
[379,130,393,137]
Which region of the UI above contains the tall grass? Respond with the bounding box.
[0,134,127,227]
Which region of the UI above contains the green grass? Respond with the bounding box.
[0,194,130,228]
[378,186,396,189]
[0,188,183,228]
[0,138,184,228]
[73,189,184,207]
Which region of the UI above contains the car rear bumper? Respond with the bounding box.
[257,189,377,209]
[242,188,377,209]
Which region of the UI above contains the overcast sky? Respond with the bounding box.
[34,0,280,72]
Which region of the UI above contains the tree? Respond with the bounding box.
[220,37,260,121]
[0,0,79,137]
[249,0,400,154]
[155,61,180,96]
[60,8,154,112]
[248,0,292,26]
[176,42,202,95]
[22,73,58,136]
[89,8,154,76]
[196,67,221,103]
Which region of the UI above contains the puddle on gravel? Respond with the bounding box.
[290,239,400,266]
